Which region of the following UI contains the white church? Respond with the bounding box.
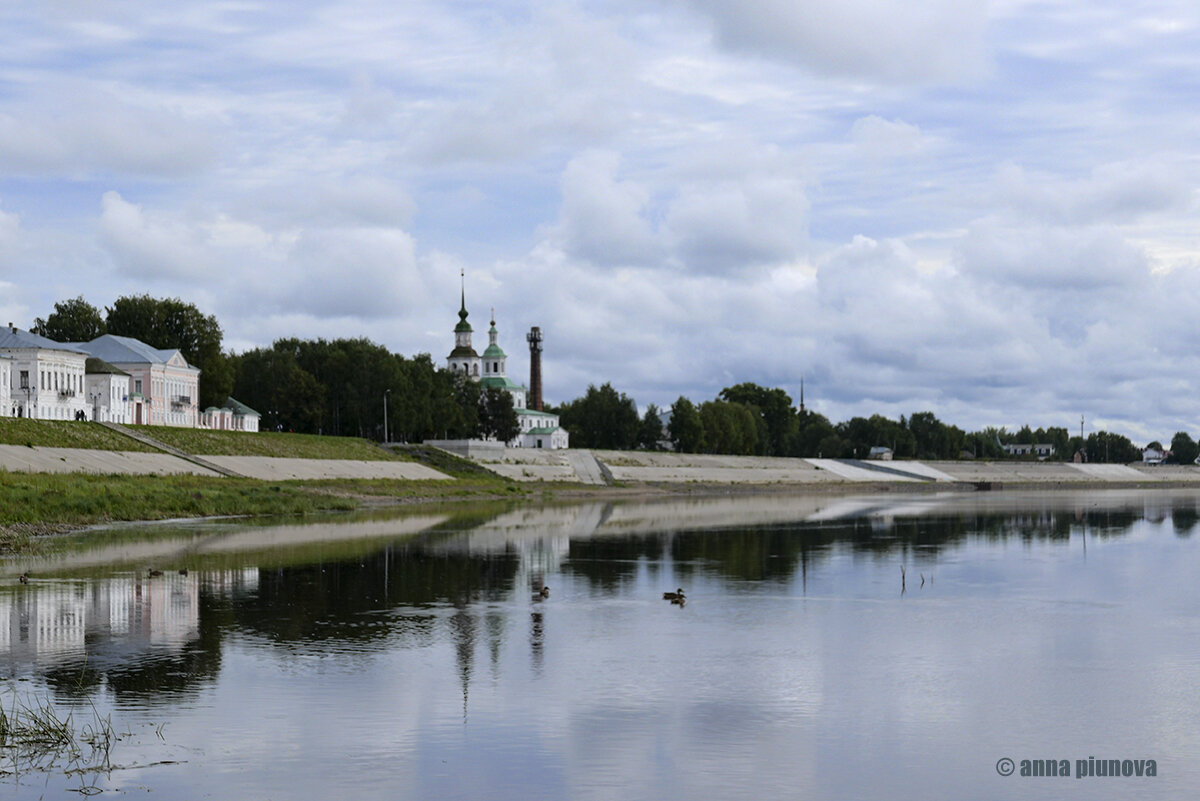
[447,287,569,450]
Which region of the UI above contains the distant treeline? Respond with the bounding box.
[31,296,1194,460]
[230,338,517,442]
[554,382,1196,463]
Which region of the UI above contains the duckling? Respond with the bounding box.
[662,588,685,601]
[534,586,550,600]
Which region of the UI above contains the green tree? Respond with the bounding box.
[1170,432,1198,465]
[1088,431,1140,463]
[31,296,108,342]
[478,385,519,442]
[557,383,640,449]
[637,404,665,451]
[230,346,324,433]
[668,396,704,453]
[786,410,835,457]
[907,411,965,459]
[718,383,795,456]
[105,295,232,409]
[699,400,759,454]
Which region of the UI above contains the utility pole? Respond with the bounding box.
[384,388,391,444]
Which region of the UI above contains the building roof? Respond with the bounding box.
[517,408,559,419]
[85,357,130,376]
[525,426,560,435]
[480,376,524,391]
[222,397,260,417]
[0,326,87,354]
[481,343,506,359]
[69,334,196,370]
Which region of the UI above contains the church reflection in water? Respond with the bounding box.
[0,490,1194,704]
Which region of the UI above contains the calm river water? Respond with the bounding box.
[3,489,1200,800]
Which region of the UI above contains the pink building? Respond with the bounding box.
[71,335,200,427]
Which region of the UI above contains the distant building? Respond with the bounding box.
[867,446,894,461]
[83,357,132,424]
[203,397,261,432]
[1142,446,1169,465]
[1004,443,1055,459]
[0,354,10,417]
[70,335,200,427]
[0,324,89,420]
[445,284,568,449]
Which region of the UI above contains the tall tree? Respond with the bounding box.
[478,385,519,442]
[668,396,704,453]
[557,383,639,449]
[31,296,107,342]
[1170,432,1198,465]
[718,383,795,456]
[637,404,665,451]
[106,295,232,408]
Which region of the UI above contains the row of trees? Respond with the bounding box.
[553,381,1191,463]
[29,296,1195,460]
[30,296,515,442]
[230,339,517,442]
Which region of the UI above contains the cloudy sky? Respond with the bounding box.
[1,1,1198,441]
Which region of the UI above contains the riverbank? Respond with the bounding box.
[4,418,1199,555]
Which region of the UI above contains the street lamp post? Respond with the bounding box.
[383,389,391,444]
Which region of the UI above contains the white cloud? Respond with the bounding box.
[679,0,990,83]
[848,116,931,159]
[994,162,1192,226]
[551,151,662,267]
[3,0,1200,441]
[0,88,216,178]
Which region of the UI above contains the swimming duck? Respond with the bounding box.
[662,588,685,601]
[147,568,163,577]
[18,572,29,584]
[534,586,550,599]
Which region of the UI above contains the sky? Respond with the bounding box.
[1,0,1198,443]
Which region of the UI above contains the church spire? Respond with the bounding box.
[456,270,471,332]
[448,270,480,376]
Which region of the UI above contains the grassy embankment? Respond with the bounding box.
[131,424,402,460]
[0,417,158,451]
[0,420,536,552]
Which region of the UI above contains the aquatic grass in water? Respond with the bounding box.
[0,686,117,787]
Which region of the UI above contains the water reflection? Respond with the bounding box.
[1,489,1199,799]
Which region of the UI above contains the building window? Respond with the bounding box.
[19,370,28,390]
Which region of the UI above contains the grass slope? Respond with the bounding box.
[0,418,157,452]
[0,472,359,551]
[131,426,402,460]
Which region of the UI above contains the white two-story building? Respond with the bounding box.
[0,325,89,420]
[83,358,132,424]
[0,354,11,417]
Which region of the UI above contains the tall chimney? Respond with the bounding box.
[526,326,543,411]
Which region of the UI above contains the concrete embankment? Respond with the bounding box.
[0,444,450,481]
[3,437,1198,489]
[465,447,1200,488]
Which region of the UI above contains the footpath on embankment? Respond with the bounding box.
[458,447,1200,489]
[2,424,1197,490]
